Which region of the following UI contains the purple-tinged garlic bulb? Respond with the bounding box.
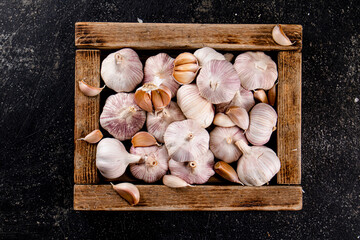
[100,93,146,141]
[215,87,255,113]
[209,126,247,163]
[245,103,277,145]
[236,139,280,186]
[234,52,278,91]
[101,48,143,92]
[169,150,215,184]
[164,119,210,163]
[130,145,169,183]
[146,101,186,143]
[197,60,241,104]
[194,47,225,67]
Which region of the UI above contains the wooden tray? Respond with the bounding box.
[74,22,302,211]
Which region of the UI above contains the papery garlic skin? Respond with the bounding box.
[169,150,215,184]
[130,145,169,183]
[101,48,143,92]
[234,52,278,91]
[246,103,277,145]
[164,119,210,163]
[96,138,141,179]
[215,87,255,113]
[177,84,214,128]
[197,60,241,104]
[210,127,247,163]
[146,101,186,143]
[194,47,225,66]
[100,93,146,141]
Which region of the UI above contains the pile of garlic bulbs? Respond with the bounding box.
[80,47,282,194]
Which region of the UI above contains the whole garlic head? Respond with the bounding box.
[234,52,278,91]
[215,87,255,113]
[164,119,210,163]
[194,47,225,66]
[101,48,143,92]
[100,93,146,141]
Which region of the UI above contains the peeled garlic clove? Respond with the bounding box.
[272,24,294,46]
[215,87,255,113]
[254,89,269,104]
[100,93,146,141]
[111,182,140,206]
[79,129,103,144]
[193,47,225,66]
[131,132,159,147]
[213,113,235,127]
[130,145,169,183]
[146,101,186,143]
[234,52,278,91]
[78,80,105,97]
[177,84,214,128]
[172,53,199,85]
[223,53,234,62]
[235,139,280,186]
[268,84,276,106]
[162,175,191,188]
[101,48,143,92]
[134,87,153,112]
[96,138,141,179]
[214,161,242,184]
[209,126,247,163]
[169,150,215,184]
[226,106,249,130]
[164,119,209,163]
[197,60,241,104]
[245,103,277,145]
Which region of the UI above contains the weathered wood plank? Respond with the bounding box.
[277,51,302,184]
[74,185,302,211]
[74,50,101,184]
[75,22,302,51]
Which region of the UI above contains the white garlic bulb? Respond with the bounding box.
[101,48,143,92]
[143,53,179,97]
[146,101,186,143]
[209,126,247,163]
[100,93,146,141]
[234,52,278,91]
[164,119,210,163]
[177,84,214,128]
[197,60,241,104]
[169,150,215,184]
[246,103,277,145]
[96,138,141,179]
[129,145,169,183]
[215,87,255,113]
[194,47,225,66]
[236,139,280,186]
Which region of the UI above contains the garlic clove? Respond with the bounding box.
[157,85,172,110]
[79,129,103,144]
[215,87,255,113]
[272,24,294,46]
[174,63,200,72]
[162,175,191,188]
[134,88,153,112]
[268,84,276,106]
[214,161,242,184]
[254,89,269,104]
[135,83,172,113]
[193,47,225,66]
[151,90,164,111]
[223,53,234,62]
[78,80,105,97]
[131,131,159,147]
[213,113,236,127]
[174,52,198,65]
[226,106,249,130]
[111,182,140,206]
[172,71,197,85]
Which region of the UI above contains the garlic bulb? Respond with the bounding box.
[100,93,146,140]
[177,84,214,128]
[197,60,241,104]
[172,52,199,84]
[163,175,191,188]
[143,53,179,97]
[209,126,247,163]
[235,139,280,186]
[78,80,105,97]
[96,138,141,179]
[164,119,210,163]
[134,83,172,112]
[215,87,255,113]
[129,145,169,183]
[272,24,294,46]
[169,150,215,184]
[111,182,140,206]
[226,106,249,130]
[101,48,143,92]
[146,101,186,143]
[193,47,225,66]
[246,103,277,145]
[234,52,278,91]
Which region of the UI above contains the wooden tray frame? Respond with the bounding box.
[74,22,302,211]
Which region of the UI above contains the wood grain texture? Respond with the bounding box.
[277,51,302,184]
[74,50,101,184]
[75,22,302,51]
[74,185,302,211]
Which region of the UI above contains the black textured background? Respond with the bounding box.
[1,0,359,239]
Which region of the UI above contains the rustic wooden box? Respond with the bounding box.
[74,22,302,211]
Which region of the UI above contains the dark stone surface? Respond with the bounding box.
[0,0,359,239]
